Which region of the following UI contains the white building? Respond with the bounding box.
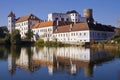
[8,12,16,33]
[32,21,54,41]
[8,12,41,38]
[32,21,115,44]
[32,21,73,41]
[48,10,86,23]
[53,23,115,44]
[8,10,115,43]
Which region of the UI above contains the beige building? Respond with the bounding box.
[8,12,41,38]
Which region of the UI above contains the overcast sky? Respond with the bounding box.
[0,0,119,27]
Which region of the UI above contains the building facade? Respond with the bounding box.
[8,12,16,34]
[48,10,86,23]
[8,10,115,43]
[8,12,41,38]
[32,22,115,44]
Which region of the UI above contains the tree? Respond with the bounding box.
[11,30,21,44]
[0,27,5,38]
[4,33,11,44]
[25,28,33,41]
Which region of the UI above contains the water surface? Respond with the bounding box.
[0,46,120,80]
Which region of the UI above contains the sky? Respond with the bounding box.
[0,0,120,27]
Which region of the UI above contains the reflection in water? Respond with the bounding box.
[7,46,116,77]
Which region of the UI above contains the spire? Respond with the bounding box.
[8,11,15,17]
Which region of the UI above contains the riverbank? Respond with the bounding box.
[35,39,71,47]
[91,43,120,50]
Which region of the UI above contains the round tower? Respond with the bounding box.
[84,9,93,19]
[8,11,16,33]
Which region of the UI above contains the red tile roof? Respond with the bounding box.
[32,21,73,29]
[8,11,15,17]
[55,25,70,33]
[16,14,40,23]
[54,22,115,33]
[72,23,89,31]
[54,23,89,33]
[32,21,55,29]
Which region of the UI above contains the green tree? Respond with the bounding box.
[11,30,21,44]
[25,28,33,40]
[4,33,11,44]
[0,27,5,38]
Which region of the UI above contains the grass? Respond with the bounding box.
[35,38,70,47]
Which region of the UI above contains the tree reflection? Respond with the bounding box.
[8,45,21,75]
[6,46,120,78]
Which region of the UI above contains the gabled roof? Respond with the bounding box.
[88,23,115,32]
[54,23,89,33]
[54,22,115,33]
[32,21,55,29]
[8,11,15,17]
[55,25,70,33]
[16,14,40,23]
[32,21,74,29]
[66,10,78,14]
[72,23,89,31]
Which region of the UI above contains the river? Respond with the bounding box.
[0,46,120,80]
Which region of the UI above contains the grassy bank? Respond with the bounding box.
[91,43,120,50]
[35,39,71,47]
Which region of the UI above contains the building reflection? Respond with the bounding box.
[8,46,113,77]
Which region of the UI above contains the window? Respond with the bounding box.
[61,18,64,21]
[55,18,58,21]
[66,18,69,21]
[76,33,78,36]
[64,34,65,37]
[80,33,81,36]
[76,19,77,22]
[84,33,86,35]
[74,33,75,36]
[97,33,100,36]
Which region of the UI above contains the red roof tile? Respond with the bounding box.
[16,14,40,23]
[32,21,73,29]
[8,11,15,17]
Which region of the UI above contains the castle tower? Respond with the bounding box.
[84,9,94,23]
[8,11,16,33]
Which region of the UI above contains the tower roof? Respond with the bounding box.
[8,11,15,17]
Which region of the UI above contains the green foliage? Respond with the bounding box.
[35,38,70,47]
[35,38,44,47]
[0,27,6,38]
[25,28,33,40]
[11,30,21,44]
[4,33,11,44]
[107,35,120,43]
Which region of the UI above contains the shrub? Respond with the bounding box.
[35,38,44,47]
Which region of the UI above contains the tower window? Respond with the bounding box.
[55,18,58,21]
[61,18,64,21]
[66,18,69,21]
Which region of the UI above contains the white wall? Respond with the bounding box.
[32,26,53,41]
[15,21,29,38]
[53,30,90,43]
[48,13,86,23]
[8,17,16,33]
[90,31,114,41]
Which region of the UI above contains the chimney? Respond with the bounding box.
[69,24,73,31]
[57,20,59,26]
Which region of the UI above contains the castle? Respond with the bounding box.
[8,9,115,44]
